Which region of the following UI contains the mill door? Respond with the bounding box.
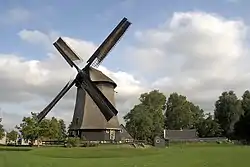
[110,130,116,140]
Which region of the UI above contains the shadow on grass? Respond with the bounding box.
[32,147,162,159]
[0,147,32,152]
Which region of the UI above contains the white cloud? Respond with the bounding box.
[18,30,54,48]
[127,11,250,112]
[131,12,248,76]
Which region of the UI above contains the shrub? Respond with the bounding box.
[65,137,81,148]
[216,141,222,144]
[82,141,99,147]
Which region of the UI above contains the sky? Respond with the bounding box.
[1,0,250,130]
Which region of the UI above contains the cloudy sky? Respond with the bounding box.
[1,0,250,130]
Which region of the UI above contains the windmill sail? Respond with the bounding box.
[53,38,81,71]
[37,79,76,122]
[86,17,131,68]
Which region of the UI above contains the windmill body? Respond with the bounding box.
[36,17,131,142]
[70,67,121,141]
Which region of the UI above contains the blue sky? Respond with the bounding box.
[0,0,248,65]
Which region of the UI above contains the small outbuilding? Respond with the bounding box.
[119,124,134,143]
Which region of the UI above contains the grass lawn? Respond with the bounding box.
[0,143,249,167]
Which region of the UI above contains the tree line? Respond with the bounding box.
[0,112,67,145]
[0,89,250,144]
[124,90,250,143]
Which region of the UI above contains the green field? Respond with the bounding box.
[0,144,249,167]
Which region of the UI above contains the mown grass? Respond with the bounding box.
[0,143,249,167]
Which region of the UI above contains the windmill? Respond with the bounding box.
[37,17,131,141]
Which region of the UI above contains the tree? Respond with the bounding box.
[196,114,222,137]
[0,118,4,140]
[188,102,205,126]
[140,90,166,138]
[39,117,66,140]
[58,119,66,140]
[6,130,18,144]
[38,118,51,140]
[47,117,60,140]
[234,90,250,142]
[124,90,166,143]
[214,91,243,137]
[16,112,40,145]
[124,104,152,141]
[67,121,73,135]
[242,90,250,115]
[234,114,250,142]
[165,93,204,130]
[17,112,68,144]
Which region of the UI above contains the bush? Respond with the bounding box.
[65,137,99,148]
[6,143,16,146]
[82,141,99,147]
[216,141,222,144]
[65,137,81,148]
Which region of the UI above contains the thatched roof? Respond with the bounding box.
[89,67,117,88]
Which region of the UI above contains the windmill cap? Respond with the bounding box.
[89,67,117,88]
